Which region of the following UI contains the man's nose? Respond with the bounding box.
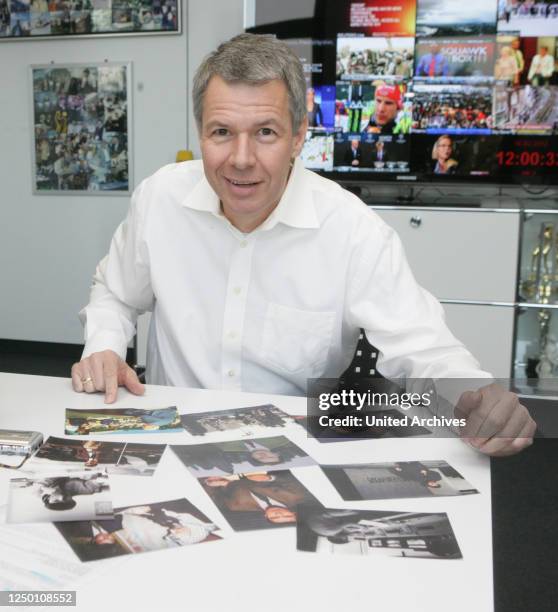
[229,134,256,169]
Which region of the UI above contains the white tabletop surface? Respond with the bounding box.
[0,373,493,612]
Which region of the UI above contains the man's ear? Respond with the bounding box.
[292,117,309,158]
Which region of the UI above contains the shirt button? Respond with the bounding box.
[240,240,248,248]
[228,369,235,377]
[233,287,242,295]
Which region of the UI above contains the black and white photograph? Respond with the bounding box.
[7,470,113,523]
[24,436,166,476]
[31,63,131,194]
[199,470,321,531]
[171,435,315,477]
[180,404,300,439]
[55,498,222,562]
[297,505,463,559]
[321,460,479,501]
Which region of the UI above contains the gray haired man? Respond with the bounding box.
[72,34,535,457]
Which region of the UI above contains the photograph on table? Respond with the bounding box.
[0,0,180,40]
[414,37,496,79]
[336,35,415,81]
[411,133,501,177]
[293,408,431,442]
[321,460,479,501]
[333,132,411,174]
[199,470,321,531]
[55,498,222,562]
[496,35,557,85]
[31,62,131,194]
[179,404,300,439]
[65,406,182,435]
[335,80,411,134]
[498,0,558,37]
[7,470,113,523]
[24,436,166,476]
[296,505,463,559]
[415,0,499,37]
[492,84,558,133]
[171,435,316,478]
[411,82,493,133]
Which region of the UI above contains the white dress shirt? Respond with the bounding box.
[528,53,555,80]
[80,158,488,396]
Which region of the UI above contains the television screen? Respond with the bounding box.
[246,0,558,184]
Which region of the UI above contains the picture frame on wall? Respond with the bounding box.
[0,0,180,41]
[30,61,132,195]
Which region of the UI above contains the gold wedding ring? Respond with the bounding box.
[81,377,93,384]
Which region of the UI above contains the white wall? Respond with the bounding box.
[0,0,244,345]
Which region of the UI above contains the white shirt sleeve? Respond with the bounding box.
[346,216,490,380]
[79,180,154,360]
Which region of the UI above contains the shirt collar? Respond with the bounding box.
[181,158,320,231]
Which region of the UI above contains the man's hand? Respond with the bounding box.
[71,350,144,404]
[456,383,537,457]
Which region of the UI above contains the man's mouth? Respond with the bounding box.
[225,177,260,187]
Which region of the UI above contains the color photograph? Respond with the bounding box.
[171,435,316,477]
[55,498,222,562]
[179,405,300,439]
[199,470,321,531]
[65,406,182,435]
[24,436,166,476]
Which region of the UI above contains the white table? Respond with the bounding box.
[0,373,493,612]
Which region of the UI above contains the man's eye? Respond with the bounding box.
[213,128,228,136]
[259,128,276,136]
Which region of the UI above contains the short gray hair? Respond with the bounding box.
[192,33,307,132]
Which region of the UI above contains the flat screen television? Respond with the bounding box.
[246,0,558,185]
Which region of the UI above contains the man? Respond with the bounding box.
[344,138,362,166]
[365,84,402,134]
[415,44,450,78]
[72,34,535,457]
[528,46,555,86]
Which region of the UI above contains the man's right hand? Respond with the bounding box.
[71,350,145,404]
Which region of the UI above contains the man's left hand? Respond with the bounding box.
[456,383,537,457]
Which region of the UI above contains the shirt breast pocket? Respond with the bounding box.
[261,302,335,377]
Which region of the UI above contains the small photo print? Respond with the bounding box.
[321,460,479,501]
[297,505,463,559]
[180,405,300,439]
[55,498,222,562]
[171,435,316,477]
[7,471,113,523]
[199,469,321,531]
[24,436,166,477]
[65,406,182,435]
